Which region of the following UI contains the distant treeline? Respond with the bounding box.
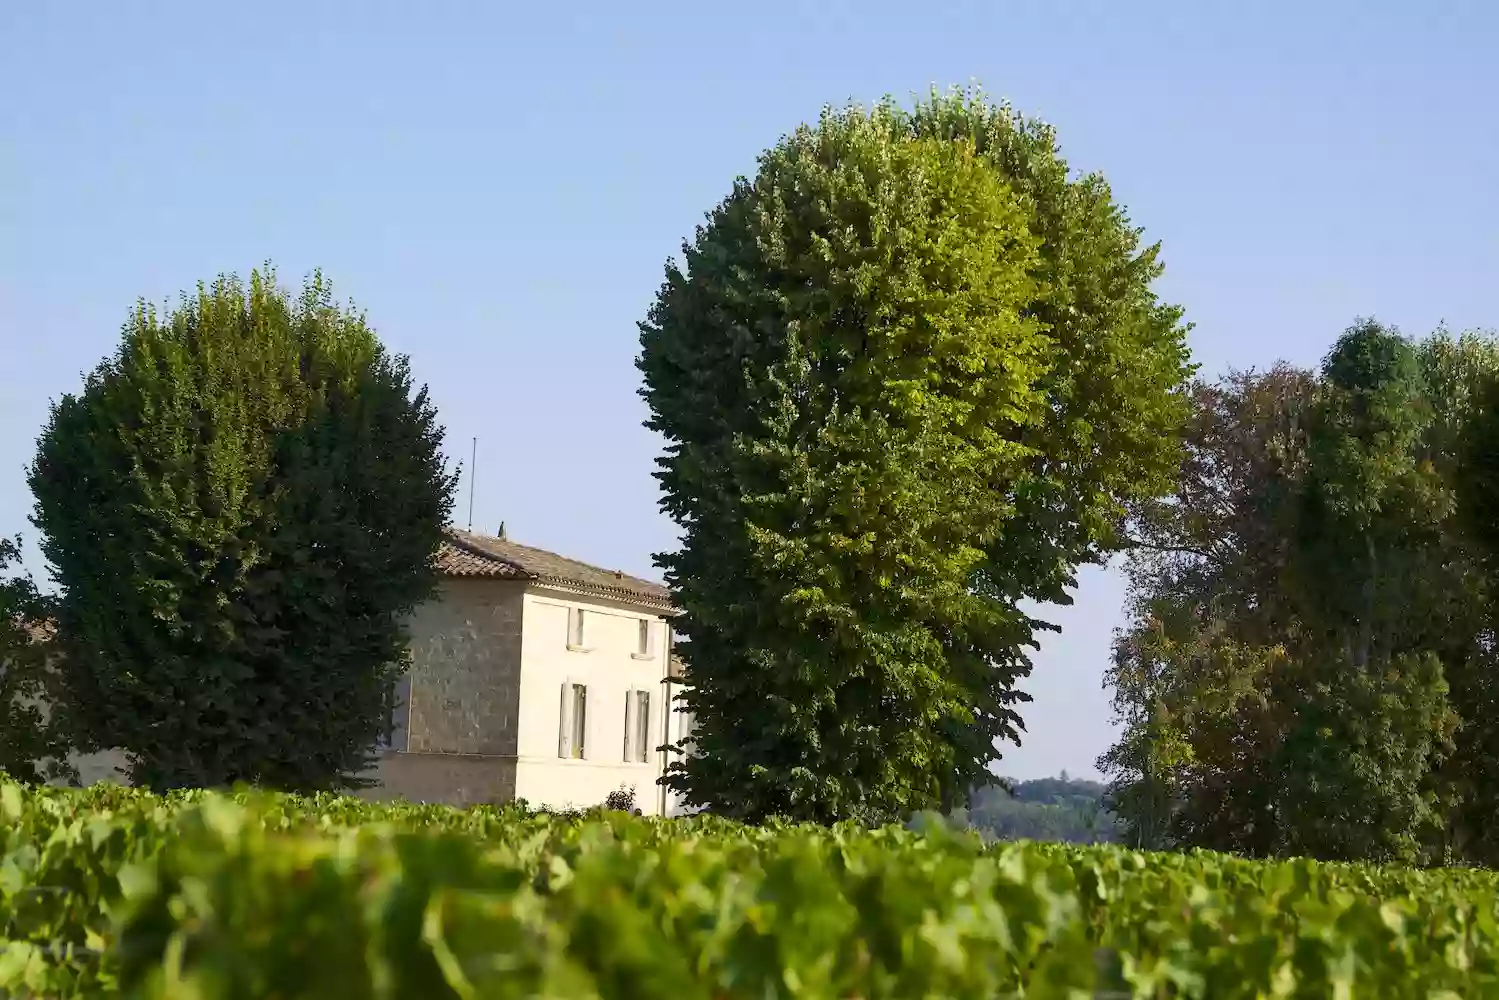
[952,774,1121,845]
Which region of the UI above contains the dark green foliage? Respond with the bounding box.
[641,88,1192,824]
[1270,652,1453,862]
[1269,325,1457,860]
[1102,321,1499,865]
[1447,352,1499,862]
[28,268,457,793]
[0,536,76,784]
[603,785,637,812]
[1457,361,1499,560]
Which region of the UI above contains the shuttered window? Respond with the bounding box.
[558,682,587,759]
[623,689,652,762]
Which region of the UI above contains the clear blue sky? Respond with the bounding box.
[3,1,1495,780]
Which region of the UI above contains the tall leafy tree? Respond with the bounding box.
[1270,324,1458,862]
[30,268,456,792]
[1103,323,1497,864]
[641,89,1192,823]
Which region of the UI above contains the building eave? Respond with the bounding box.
[526,576,679,613]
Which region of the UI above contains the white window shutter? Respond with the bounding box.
[573,685,587,758]
[558,682,573,758]
[637,690,652,762]
[623,691,637,761]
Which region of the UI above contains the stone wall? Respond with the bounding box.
[351,576,529,806]
[403,578,526,756]
[359,750,517,807]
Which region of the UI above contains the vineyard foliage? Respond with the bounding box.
[2,781,1497,998]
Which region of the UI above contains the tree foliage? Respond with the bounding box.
[1102,321,1499,864]
[641,88,1192,824]
[1445,338,1499,861]
[29,268,456,793]
[953,775,1121,844]
[0,536,76,784]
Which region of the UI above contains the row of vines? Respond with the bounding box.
[2,779,1495,998]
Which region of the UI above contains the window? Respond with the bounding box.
[623,689,652,762]
[633,618,657,659]
[567,608,587,649]
[558,682,587,758]
[377,672,411,752]
[678,707,696,756]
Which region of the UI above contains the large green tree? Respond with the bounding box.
[641,89,1192,824]
[1102,323,1498,864]
[30,269,456,792]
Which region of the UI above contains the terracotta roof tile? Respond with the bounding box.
[438,528,675,610]
[6,616,56,644]
[435,540,532,580]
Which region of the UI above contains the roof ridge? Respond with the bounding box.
[443,529,536,579]
[445,527,661,589]
[439,527,673,610]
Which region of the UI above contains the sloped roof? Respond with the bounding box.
[5,615,56,647]
[438,528,675,611]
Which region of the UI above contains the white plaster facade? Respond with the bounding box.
[510,587,688,814]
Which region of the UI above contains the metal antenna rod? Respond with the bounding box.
[467,436,477,531]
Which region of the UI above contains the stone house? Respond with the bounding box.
[54,527,696,814]
[368,527,694,813]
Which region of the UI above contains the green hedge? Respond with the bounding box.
[1,779,1495,997]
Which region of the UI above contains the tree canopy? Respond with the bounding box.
[1101,322,1499,865]
[641,88,1192,824]
[29,268,457,793]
